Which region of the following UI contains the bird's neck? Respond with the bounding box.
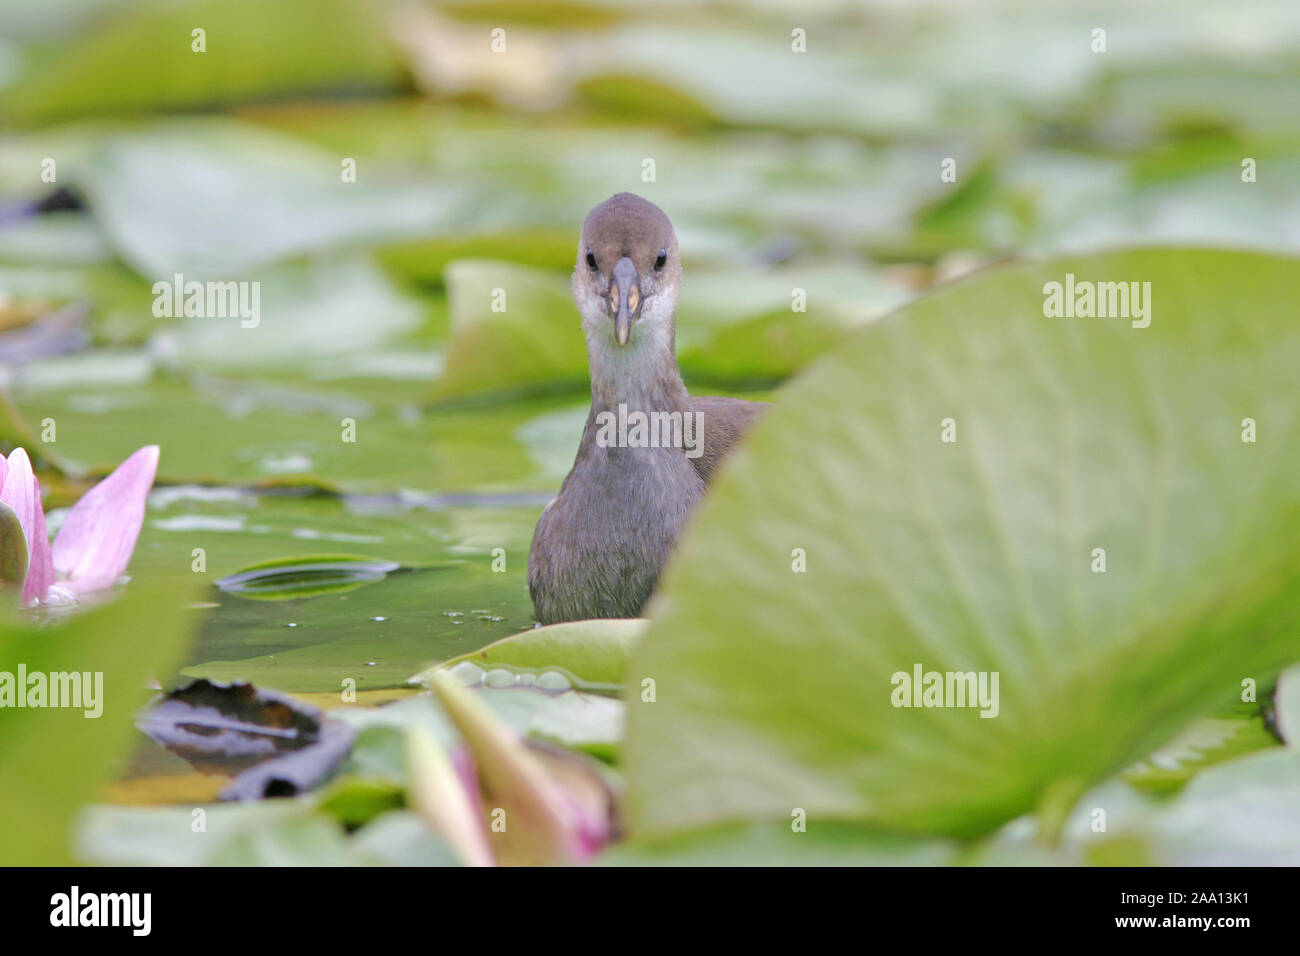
[586,321,690,414]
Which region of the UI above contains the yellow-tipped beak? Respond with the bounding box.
[611,256,641,347]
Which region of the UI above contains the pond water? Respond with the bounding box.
[16,366,770,695]
[131,469,555,696]
[167,496,543,694]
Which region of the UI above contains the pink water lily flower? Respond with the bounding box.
[406,671,613,866]
[0,445,159,606]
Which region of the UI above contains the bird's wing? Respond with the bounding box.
[689,395,769,485]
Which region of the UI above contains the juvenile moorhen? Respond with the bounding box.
[527,193,767,624]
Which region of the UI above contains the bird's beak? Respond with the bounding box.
[609,256,641,347]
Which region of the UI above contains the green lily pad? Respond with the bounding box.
[1275,663,1300,747]
[929,141,1300,259]
[0,257,162,348]
[333,686,622,776]
[525,690,624,761]
[75,800,362,866]
[350,809,460,866]
[602,822,954,867]
[179,564,530,694]
[0,577,200,865]
[78,122,449,279]
[623,248,1300,841]
[12,373,588,492]
[0,388,50,455]
[316,777,405,829]
[130,491,544,693]
[376,228,578,286]
[1122,715,1278,795]
[433,259,587,402]
[5,0,406,126]
[1023,748,1300,866]
[1141,748,1300,864]
[154,255,425,372]
[412,617,648,692]
[0,213,112,266]
[674,264,911,382]
[432,258,910,400]
[594,27,932,137]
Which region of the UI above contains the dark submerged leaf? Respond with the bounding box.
[137,678,355,800]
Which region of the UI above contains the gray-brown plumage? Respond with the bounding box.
[528,193,768,625]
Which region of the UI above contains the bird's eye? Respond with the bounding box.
[654,249,667,271]
[586,251,598,270]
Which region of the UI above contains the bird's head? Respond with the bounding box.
[572,193,680,352]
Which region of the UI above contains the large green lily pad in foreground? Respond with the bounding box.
[624,248,1300,840]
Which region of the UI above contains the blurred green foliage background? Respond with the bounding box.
[1,0,1297,496]
[1,0,1298,865]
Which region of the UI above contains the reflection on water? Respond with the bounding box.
[134,489,544,694]
[215,556,403,599]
